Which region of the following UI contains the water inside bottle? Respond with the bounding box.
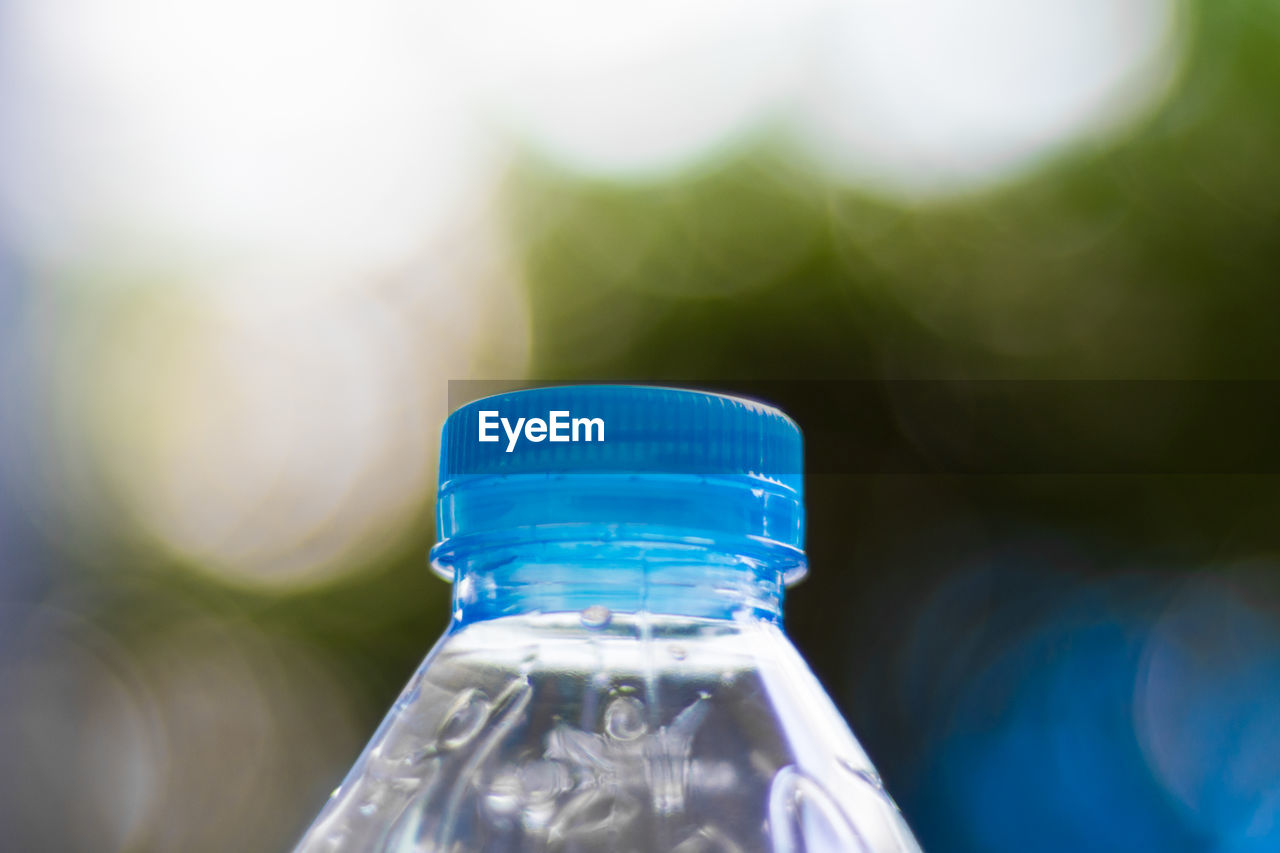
[300,612,918,852]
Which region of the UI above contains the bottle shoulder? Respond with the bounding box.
[298,614,919,852]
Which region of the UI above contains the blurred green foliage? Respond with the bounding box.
[511,1,1280,382]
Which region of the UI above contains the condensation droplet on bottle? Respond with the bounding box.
[519,647,539,676]
[436,687,492,751]
[580,605,612,629]
[604,695,647,741]
[834,756,918,850]
[838,757,884,789]
[668,644,687,660]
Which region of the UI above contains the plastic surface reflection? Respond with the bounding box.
[298,613,918,852]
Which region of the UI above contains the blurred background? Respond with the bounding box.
[2,0,1279,850]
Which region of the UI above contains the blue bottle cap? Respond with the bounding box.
[431,385,806,581]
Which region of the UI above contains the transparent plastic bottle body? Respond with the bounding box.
[297,581,920,851]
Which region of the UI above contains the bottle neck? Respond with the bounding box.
[442,526,799,627]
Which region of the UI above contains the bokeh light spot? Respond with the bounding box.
[795,0,1186,197]
[1137,576,1280,850]
[466,0,821,179]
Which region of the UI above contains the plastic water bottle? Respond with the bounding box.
[296,385,920,852]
